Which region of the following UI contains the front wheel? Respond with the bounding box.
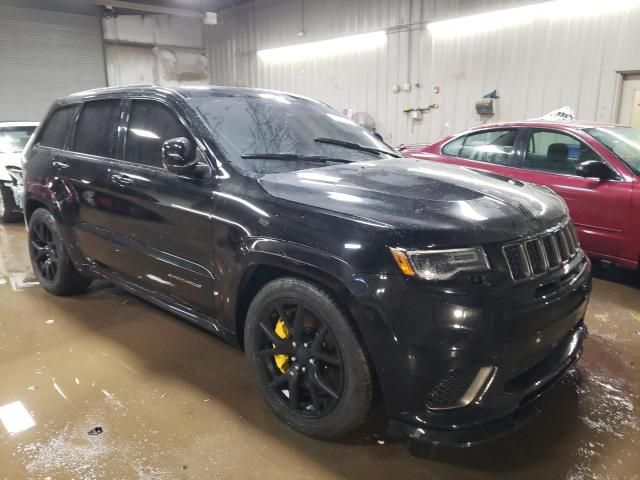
[245,277,373,440]
[28,208,92,296]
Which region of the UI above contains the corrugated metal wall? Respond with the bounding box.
[104,15,209,86]
[206,0,640,145]
[0,4,105,121]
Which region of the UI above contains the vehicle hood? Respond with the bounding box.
[258,158,568,246]
[0,152,22,166]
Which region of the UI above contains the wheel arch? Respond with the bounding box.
[231,244,391,409]
[25,197,50,223]
[24,192,89,277]
[234,259,358,350]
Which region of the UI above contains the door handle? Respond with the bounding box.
[52,161,70,169]
[110,173,134,186]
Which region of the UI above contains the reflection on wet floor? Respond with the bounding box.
[0,223,639,479]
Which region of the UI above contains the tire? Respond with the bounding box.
[0,185,20,223]
[408,439,436,459]
[245,277,373,440]
[28,208,92,296]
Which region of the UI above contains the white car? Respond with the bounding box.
[0,122,38,222]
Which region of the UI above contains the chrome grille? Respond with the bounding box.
[541,234,561,268]
[525,240,545,276]
[555,230,570,258]
[503,245,527,280]
[502,222,580,282]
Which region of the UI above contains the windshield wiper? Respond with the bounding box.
[314,137,402,158]
[240,153,353,163]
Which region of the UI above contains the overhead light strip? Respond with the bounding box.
[427,0,640,38]
[257,31,387,63]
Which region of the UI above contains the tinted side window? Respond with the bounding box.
[458,129,517,166]
[73,100,121,158]
[39,106,76,149]
[125,100,191,168]
[523,130,598,175]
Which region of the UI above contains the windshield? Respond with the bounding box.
[187,92,398,176]
[0,126,36,154]
[585,126,640,175]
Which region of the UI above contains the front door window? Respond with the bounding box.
[523,130,598,175]
[125,100,193,168]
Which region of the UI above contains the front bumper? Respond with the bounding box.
[350,252,591,446]
[8,184,24,210]
[392,322,585,446]
[3,166,24,211]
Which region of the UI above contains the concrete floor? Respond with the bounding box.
[0,224,639,480]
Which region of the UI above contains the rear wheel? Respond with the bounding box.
[28,208,92,295]
[0,185,20,223]
[245,277,373,440]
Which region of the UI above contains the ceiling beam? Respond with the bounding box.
[94,1,205,18]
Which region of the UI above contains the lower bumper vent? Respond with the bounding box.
[427,367,479,409]
[427,366,496,410]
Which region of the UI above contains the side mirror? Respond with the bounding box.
[575,160,615,180]
[162,137,197,174]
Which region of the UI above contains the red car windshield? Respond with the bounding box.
[586,126,640,175]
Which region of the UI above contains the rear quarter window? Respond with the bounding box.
[38,106,77,149]
[442,136,465,156]
[452,129,517,166]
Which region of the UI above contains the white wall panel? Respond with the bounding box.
[103,15,204,48]
[207,0,640,145]
[105,44,156,85]
[103,15,209,86]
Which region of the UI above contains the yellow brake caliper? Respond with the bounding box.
[274,318,289,373]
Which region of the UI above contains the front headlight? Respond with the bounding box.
[390,247,490,280]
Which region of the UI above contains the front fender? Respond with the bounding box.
[241,237,356,283]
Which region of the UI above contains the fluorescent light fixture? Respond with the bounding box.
[257,31,386,63]
[0,401,36,434]
[427,0,640,38]
[203,11,218,25]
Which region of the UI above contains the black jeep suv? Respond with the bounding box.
[23,85,590,447]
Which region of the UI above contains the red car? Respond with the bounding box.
[402,121,640,272]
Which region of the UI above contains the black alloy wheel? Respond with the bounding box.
[245,277,373,440]
[255,299,344,418]
[27,208,92,296]
[30,220,59,282]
